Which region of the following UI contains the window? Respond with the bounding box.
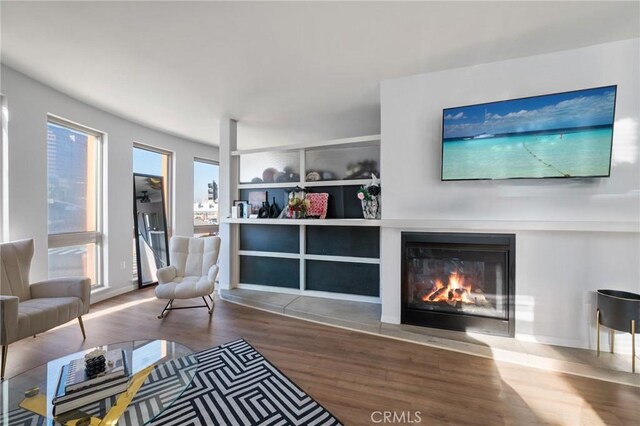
[47,117,102,286]
[193,159,219,237]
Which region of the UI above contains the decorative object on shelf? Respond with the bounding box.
[357,174,381,219]
[248,191,268,216]
[287,188,310,219]
[361,198,379,220]
[286,167,300,182]
[247,167,300,185]
[305,171,321,181]
[262,168,278,183]
[345,160,379,180]
[322,171,336,180]
[306,193,329,219]
[232,200,250,219]
[268,197,281,218]
[305,170,337,182]
[596,289,639,372]
[258,199,271,218]
[275,167,299,183]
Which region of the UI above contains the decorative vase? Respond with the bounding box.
[258,200,271,218]
[269,197,281,218]
[361,198,380,219]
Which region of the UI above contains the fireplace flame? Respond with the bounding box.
[421,270,485,306]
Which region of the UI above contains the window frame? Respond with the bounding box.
[1,94,8,242]
[193,157,219,236]
[46,114,104,287]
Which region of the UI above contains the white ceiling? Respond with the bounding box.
[1,1,638,148]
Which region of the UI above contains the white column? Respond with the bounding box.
[218,117,238,290]
[380,226,401,324]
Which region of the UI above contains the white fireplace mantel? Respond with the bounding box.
[380,219,638,233]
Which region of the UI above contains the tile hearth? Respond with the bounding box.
[220,288,639,387]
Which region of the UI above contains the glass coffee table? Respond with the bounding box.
[0,340,197,425]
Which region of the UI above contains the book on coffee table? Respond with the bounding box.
[53,380,129,416]
[53,365,130,404]
[52,350,131,416]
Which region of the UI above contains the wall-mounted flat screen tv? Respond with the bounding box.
[441,85,617,181]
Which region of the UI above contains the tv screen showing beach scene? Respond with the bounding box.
[441,86,617,181]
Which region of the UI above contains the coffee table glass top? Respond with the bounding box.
[0,340,197,425]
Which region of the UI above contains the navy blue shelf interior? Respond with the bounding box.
[307,226,379,258]
[239,255,299,289]
[240,223,299,253]
[306,260,379,297]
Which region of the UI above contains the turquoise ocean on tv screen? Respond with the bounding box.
[442,127,613,180]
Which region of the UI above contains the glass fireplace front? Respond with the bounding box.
[401,233,515,336]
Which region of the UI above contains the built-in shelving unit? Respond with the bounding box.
[224,134,382,303]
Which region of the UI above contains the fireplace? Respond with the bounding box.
[401,233,515,337]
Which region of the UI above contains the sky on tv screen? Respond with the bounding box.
[443,86,616,140]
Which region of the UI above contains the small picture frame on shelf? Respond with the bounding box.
[248,191,268,217]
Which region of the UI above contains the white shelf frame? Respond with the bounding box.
[225,132,382,302]
[231,134,380,156]
[237,178,373,190]
[222,218,381,226]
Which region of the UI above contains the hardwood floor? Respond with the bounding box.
[4,288,639,425]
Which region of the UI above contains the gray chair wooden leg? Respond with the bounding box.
[78,316,86,340]
[1,345,7,380]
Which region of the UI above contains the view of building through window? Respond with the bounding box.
[193,159,219,236]
[47,120,101,286]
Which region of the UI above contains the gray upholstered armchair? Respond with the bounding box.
[0,239,91,379]
[155,236,220,318]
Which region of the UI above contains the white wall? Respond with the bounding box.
[1,65,219,302]
[380,39,640,351]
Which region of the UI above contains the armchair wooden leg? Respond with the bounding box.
[78,316,86,340]
[202,296,214,315]
[1,345,7,380]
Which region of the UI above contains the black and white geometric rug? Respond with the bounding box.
[6,339,341,426]
[148,339,341,426]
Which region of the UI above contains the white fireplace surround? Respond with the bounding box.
[380,39,639,353]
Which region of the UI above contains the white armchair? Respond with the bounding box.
[154,236,221,319]
[0,239,91,379]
